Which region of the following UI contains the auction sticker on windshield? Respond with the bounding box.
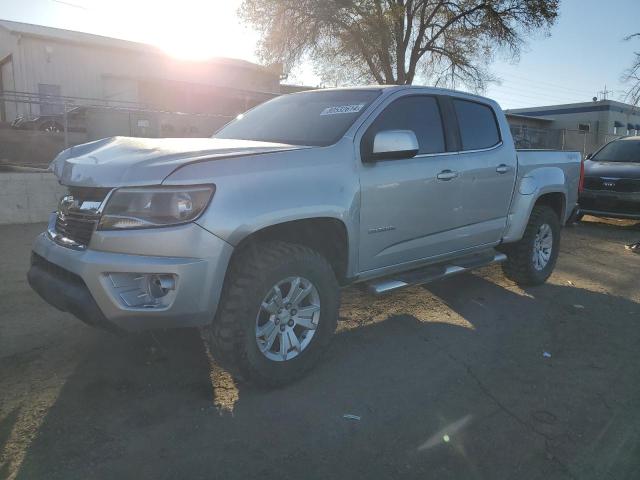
[320,104,365,115]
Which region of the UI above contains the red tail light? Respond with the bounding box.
[578,158,585,193]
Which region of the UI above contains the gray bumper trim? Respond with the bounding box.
[28,253,123,334]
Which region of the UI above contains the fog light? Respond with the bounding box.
[107,272,177,308]
[148,274,176,299]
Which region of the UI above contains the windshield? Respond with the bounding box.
[592,139,640,163]
[214,89,381,146]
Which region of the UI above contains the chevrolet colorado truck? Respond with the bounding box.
[28,86,582,386]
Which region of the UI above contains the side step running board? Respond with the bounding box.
[367,251,507,295]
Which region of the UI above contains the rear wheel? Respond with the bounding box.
[501,205,561,286]
[209,241,340,387]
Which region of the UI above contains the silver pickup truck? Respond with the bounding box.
[28,86,582,386]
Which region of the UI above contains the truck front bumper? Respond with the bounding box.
[28,220,233,332]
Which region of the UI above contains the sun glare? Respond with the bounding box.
[160,37,222,62]
[153,1,257,61]
[89,0,257,62]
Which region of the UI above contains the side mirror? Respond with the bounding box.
[366,130,419,162]
[585,153,593,160]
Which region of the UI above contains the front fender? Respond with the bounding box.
[163,142,362,276]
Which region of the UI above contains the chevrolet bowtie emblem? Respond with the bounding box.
[58,195,78,215]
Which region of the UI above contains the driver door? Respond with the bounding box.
[357,94,462,272]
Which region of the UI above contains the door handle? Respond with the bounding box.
[496,164,511,174]
[437,170,459,181]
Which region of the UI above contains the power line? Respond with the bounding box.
[487,85,588,103]
[495,82,593,102]
[488,91,579,109]
[52,0,88,9]
[495,71,595,96]
[489,84,589,104]
[493,79,594,100]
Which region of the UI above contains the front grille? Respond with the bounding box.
[584,176,640,193]
[53,187,110,247]
[55,211,100,246]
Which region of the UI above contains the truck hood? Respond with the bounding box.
[50,136,306,187]
[584,160,640,179]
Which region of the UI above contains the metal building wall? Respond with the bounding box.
[15,35,279,106]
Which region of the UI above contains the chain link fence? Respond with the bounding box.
[510,124,623,157]
[0,90,239,169]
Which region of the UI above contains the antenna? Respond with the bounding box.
[598,84,613,101]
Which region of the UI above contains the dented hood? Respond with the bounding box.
[50,136,305,187]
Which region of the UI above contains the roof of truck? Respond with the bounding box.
[290,84,496,103]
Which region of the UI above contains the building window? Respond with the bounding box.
[613,121,624,135]
[578,123,590,133]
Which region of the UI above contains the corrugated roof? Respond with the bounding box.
[0,19,265,71]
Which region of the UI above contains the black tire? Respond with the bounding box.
[501,205,561,286]
[567,207,583,225]
[208,241,340,387]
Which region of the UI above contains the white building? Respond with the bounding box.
[0,19,281,123]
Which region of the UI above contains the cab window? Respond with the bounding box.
[453,99,501,151]
[363,96,446,156]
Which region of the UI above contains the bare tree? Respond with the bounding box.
[622,33,640,106]
[621,35,640,252]
[241,0,559,89]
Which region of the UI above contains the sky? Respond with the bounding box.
[0,0,638,109]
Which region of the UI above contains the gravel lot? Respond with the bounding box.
[1,218,639,479]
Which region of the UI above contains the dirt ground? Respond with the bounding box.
[1,218,639,480]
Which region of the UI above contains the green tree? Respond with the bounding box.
[241,0,559,89]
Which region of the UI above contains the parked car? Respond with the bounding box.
[578,136,640,220]
[27,86,581,386]
[10,106,87,133]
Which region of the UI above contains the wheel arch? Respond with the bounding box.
[231,217,351,285]
[502,164,571,244]
[534,191,566,221]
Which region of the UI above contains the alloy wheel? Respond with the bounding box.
[255,276,321,362]
[532,223,553,271]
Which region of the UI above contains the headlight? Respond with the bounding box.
[98,185,214,230]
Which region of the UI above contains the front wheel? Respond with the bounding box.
[209,241,340,387]
[501,205,561,286]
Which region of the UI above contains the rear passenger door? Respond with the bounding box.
[449,98,516,248]
[357,94,461,272]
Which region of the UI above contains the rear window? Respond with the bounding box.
[592,139,640,163]
[214,89,381,147]
[453,99,500,151]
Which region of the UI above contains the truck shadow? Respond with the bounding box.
[10,275,640,480]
